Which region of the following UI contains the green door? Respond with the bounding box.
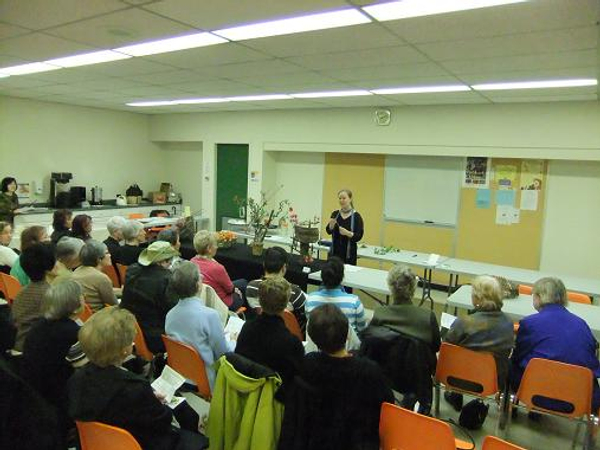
[216,144,249,231]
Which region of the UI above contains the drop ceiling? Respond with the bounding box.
[0,0,597,114]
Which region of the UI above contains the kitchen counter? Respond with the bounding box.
[19,201,181,214]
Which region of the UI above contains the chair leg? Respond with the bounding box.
[573,421,582,450]
[583,416,598,450]
[496,392,508,436]
[434,384,441,418]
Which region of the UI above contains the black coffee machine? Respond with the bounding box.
[50,172,73,208]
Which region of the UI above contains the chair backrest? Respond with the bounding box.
[567,291,592,305]
[201,283,229,326]
[282,310,304,341]
[379,402,456,450]
[518,284,532,295]
[79,302,94,322]
[516,358,592,418]
[128,213,144,219]
[116,264,128,285]
[102,265,121,288]
[162,334,211,400]
[133,320,154,362]
[0,272,22,305]
[482,435,526,450]
[435,342,499,398]
[76,421,142,450]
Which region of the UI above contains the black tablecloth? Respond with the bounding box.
[180,242,325,291]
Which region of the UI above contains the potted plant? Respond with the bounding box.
[216,230,237,249]
[291,210,321,263]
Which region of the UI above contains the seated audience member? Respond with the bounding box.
[157,228,184,268]
[48,237,84,285]
[119,220,147,265]
[191,230,247,311]
[306,256,366,333]
[12,243,56,351]
[103,216,127,264]
[71,214,93,241]
[68,307,207,450]
[278,304,394,450]
[0,221,18,269]
[22,280,87,435]
[72,240,118,312]
[236,277,304,392]
[511,277,600,412]
[246,246,307,331]
[444,275,513,412]
[120,241,178,354]
[50,209,72,244]
[11,225,50,286]
[165,261,230,389]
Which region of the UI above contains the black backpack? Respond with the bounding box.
[459,399,489,430]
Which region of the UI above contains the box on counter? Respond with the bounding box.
[150,192,167,204]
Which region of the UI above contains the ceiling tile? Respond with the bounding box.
[313,95,401,108]
[168,79,265,96]
[479,85,598,99]
[141,0,350,30]
[230,71,342,89]
[490,93,597,103]
[121,69,210,85]
[0,0,127,30]
[243,23,402,58]
[0,22,31,40]
[142,43,270,70]
[461,67,598,85]
[26,67,110,84]
[195,59,303,79]
[350,75,463,90]
[286,45,426,71]
[0,76,57,89]
[68,77,148,91]
[386,0,598,44]
[0,32,94,61]
[320,62,450,82]
[44,8,195,49]
[416,27,597,62]
[381,91,489,106]
[71,58,174,77]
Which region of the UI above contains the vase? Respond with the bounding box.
[251,241,264,256]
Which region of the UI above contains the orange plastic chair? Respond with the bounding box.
[162,334,211,400]
[434,343,502,420]
[379,402,473,450]
[508,358,596,447]
[518,285,532,295]
[128,213,144,219]
[282,310,304,341]
[482,435,526,450]
[519,284,591,304]
[116,264,128,286]
[133,320,154,362]
[79,302,94,322]
[0,272,22,305]
[102,265,121,288]
[76,421,142,450]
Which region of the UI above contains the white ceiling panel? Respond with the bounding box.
[26,67,110,84]
[417,27,597,62]
[312,95,401,108]
[168,79,263,96]
[380,91,489,105]
[68,77,149,92]
[195,59,303,79]
[0,0,128,31]
[320,62,451,82]
[350,75,464,90]
[461,67,598,85]
[442,49,597,76]
[121,69,212,85]
[242,23,402,57]
[141,0,350,30]
[71,58,174,77]
[386,0,599,44]
[142,43,270,70]
[490,93,598,103]
[0,22,31,40]
[286,45,427,71]
[0,53,28,66]
[230,72,345,90]
[0,32,94,62]
[44,8,195,49]
[0,76,57,89]
[479,85,599,98]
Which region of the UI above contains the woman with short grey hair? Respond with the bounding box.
[72,240,117,311]
[21,280,87,435]
[387,264,417,304]
[48,237,84,285]
[165,260,230,389]
[104,216,127,264]
[120,220,146,265]
[532,276,567,308]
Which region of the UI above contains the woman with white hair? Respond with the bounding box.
[119,220,146,266]
[48,236,84,284]
[103,215,127,264]
[72,240,118,312]
[165,261,230,389]
[511,277,600,412]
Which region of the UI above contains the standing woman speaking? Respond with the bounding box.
[0,177,20,225]
[326,189,364,265]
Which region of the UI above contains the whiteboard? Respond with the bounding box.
[383,155,462,226]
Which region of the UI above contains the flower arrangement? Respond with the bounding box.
[217,230,237,248]
[290,209,321,263]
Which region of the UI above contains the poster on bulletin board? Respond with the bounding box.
[463,157,490,188]
[520,159,544,190]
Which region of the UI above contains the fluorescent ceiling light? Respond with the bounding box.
[127,100,178,107]
[229,94,292,101]
[472,79,598,90]
[0,62,61,75]
[176,98,230,104]
[291,90,372,98]
[46,50,131,68]
[115,32,227,57]
[371,85,470,94]
[214,9,370,41]
[363,0,527,21]
[0,73,10,78]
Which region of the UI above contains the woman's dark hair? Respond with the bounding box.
[263,246,288,274]
[20,226,47,251]
[21,243,56,281]
[1,177,16,193]
[52,209,72,232]
[321,256,344,288]
[71,214,92,240]
[308,304,348,354]
[157,228,179,246]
